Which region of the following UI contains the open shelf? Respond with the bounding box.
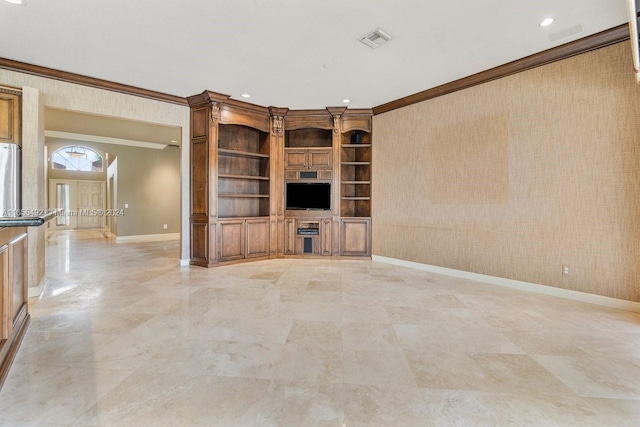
[285,128,333,147]
[217,123,271,219]
[340,199,371,218]
[341,161,371,166]
[341,130,372,218]
[219,196,270,218]
[218,148,270,159]
[218,174,270,181]
[219,193,269,198]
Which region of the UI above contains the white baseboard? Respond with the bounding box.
[28,276,47,298]
[372,255,640,313]
[115,233,180,243]
[179,258,190,266]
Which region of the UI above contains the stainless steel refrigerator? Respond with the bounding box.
[0,143,21,217]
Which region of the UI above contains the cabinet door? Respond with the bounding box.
[284,219,296,255]
[219,220,244,261]
[308,149,332,169]
[9,233,27,327]
[245,219,269,258]
[0,244,8,340]
[0,92,20,145]
[340,218,371,256]
[320,219,332,256]
[295,236,319,255]
[284,150,308,169]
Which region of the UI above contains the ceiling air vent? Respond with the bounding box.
[359,27,393,49]
[548,23,584,42]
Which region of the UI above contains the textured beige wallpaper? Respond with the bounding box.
[373,42,640,302]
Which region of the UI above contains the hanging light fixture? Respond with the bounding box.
[65,146,87,158]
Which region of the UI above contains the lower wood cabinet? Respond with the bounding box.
[284,218,332,256]
[340,218,371,256]
[284,219,296,255]
[218,218,269,262]
[0,228,29,390]
[219,220,244,262]
[245,219,270,258]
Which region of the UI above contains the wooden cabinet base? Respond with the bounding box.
[340,218,372,256]
[0,310,29,390]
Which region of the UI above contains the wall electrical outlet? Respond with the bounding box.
[163,224,168,230]
[562,265,570,276]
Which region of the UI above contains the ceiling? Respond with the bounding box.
[45,108,181,148]
[0,0,629,110]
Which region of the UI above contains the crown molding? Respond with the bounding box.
[0,57,187,106]
[373,24,630,115]
[0,23,629,113]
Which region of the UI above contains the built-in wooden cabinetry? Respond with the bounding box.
[188,91,372,266]
[339,112,372,256]
[0,228,29,388]
[0,86,29,390]
[0,89,21,145]
[188,91,279,267]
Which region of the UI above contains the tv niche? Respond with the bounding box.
[286,182,331,210]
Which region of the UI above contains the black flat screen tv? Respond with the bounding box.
[286,182,331,210]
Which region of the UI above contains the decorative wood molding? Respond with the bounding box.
[272,116,284,134]
[285,109,333,130]
[341,108,373,133]
[326,106,347,134]
[211,102,219,123]
[0,85,21,96]
[0,57,187,106]
[373,24,630,115]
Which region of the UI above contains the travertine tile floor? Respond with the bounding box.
[0,232,639,426]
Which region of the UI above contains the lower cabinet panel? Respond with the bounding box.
[0,228,29,391]
[284,219,296,255]
[9,234,27,326]
[340,218,371,256]
[245,219,270,258]
[321,219,332,256]
[219,220,244,261]
[0,244,8,340]
[190,222,208,264]
[218,218,270,262]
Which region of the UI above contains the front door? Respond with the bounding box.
[77,181,103,229]
[48,179,105,230]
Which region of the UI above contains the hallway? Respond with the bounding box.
[0,236,638,425]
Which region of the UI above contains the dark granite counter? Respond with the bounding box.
[0,210,58,227]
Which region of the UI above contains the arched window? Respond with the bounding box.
[52,145,103,172]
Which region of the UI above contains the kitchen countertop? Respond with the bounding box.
[0,210,58,227]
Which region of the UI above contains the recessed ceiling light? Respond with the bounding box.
[241,93,251,98]
[343,99,351,104]
[539,18,555,27]
[4,0,26,4]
